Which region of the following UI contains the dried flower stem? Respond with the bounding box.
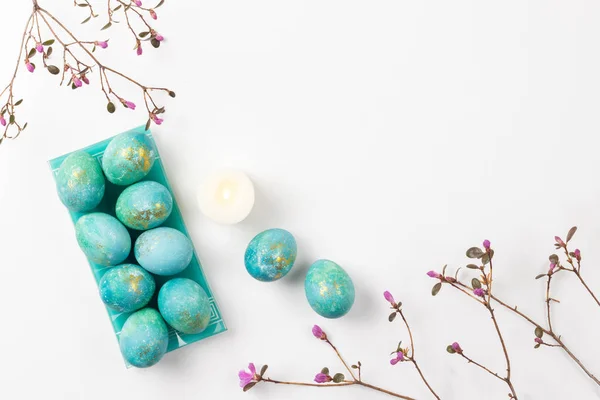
[397,310,441,400]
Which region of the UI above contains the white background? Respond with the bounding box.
[1,1,600,399]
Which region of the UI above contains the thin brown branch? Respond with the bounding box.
[325,339,357,381]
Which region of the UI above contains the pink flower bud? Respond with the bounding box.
[314,373,332,383]
[483,239,491,250]
[25,60,35,73]
[95,41,108,49]
[155,34,164,42]
[426,270,440,279]
[134,0,142,6]
[473,288,485,297]
[383,291,395,305]
[73,76,83,88]
[548,262,556,274]
[137,45,143,56]
[534,337,543,344]
[0,115,6,127]
[124,101,136,110]
[82,76,90,85]
[149,9,157,20]
[451,342,462,353]
[151,114,164,125]
[390,351,404,365]
[574,249,581,261]
[555,236,565,247]
[312,325,326,340]
[36,43,44,53]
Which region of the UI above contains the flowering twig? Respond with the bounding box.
[239,326,416,399]
[1,0,174,146]
[429,240,518,399]
[384,291,440,399]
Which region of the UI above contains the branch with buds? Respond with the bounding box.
[1,0,174,146]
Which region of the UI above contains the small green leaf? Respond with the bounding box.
[14,99,23,106]
[82,16,91,24]
[566,226,577,242]
[321,367,329,375]
[113,4,123,11]
[151,38,160,48]
[332,373,345,383]
[471,278,481,289]
[28,48,36,58]
[388,312,397,322]
[466,264,479,269]
[534,343,541,349]
[72,83,77,90]
[155,0,165,8]
[446,345,456,354]
[432,282,442,296]
[22,122,28,130]
[47,65,60,75]
[260,365,268,376]
[535,327,544,338]
[466,247,484,259]
[9,115,15,124]
[168,91,176,98]
[77,3,89,7]
[351,365,358,369]
[535,274,546,280]
[47,47,53,57]
[107,102,116,113]
[145,118,152,131]
[42,39,55,46]
[549,254,559,264]
[139,31,150,38]
[243,382,256,392]
[101,22,112,30]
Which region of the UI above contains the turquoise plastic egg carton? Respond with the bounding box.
[48,126,227,367]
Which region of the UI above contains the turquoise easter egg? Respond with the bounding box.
[119,308,168,368]
[244,228,297,282]
[75,213,131,266]
[158,278,211,334]
[305,259,355,319]
[56,151,105,212]
[116,181,173,230]
[102,131,156,185]
[99,264,155,313]
[135,227,193,276]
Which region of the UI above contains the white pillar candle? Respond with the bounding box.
[197,169,255,224]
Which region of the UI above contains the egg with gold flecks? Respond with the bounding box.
[116,181,173,230]
[56,151,105,212]
[305,259,355,319]
[102,131,156,186]
[99,264,155,313]
[135,227,193,276]
[119,308,169,368]
[244,228,297,282]
[75,212,131,266]
[158,278,211,334]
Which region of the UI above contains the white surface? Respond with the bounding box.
[1,1,600,399]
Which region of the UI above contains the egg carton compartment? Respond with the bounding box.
[48,126,227,367]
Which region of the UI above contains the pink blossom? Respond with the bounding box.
[124,101,136,110]
[134,0,142,6]
[95,41,108,49]
[574,249,581,261]
[25,60,34,73]
[548,262,556,274]
[0,115,6,127]
[312,325,326,340]
[451,342,462,353]
[473,288,485,297]
[314,373,332,383]
[149,9,157,20]
[555,236,565,247]
[136,44,143,56]
[390,351,404,365]
[383,291,395,305]
[155,34,164,42]
[151,114,164,125]
[534,338,543,344]
[426,270,440,279]
[82,75,90,85]
[238,363,257,388]
[483,240,491,250]
[73,76,83,88]
[36,43,44,53]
